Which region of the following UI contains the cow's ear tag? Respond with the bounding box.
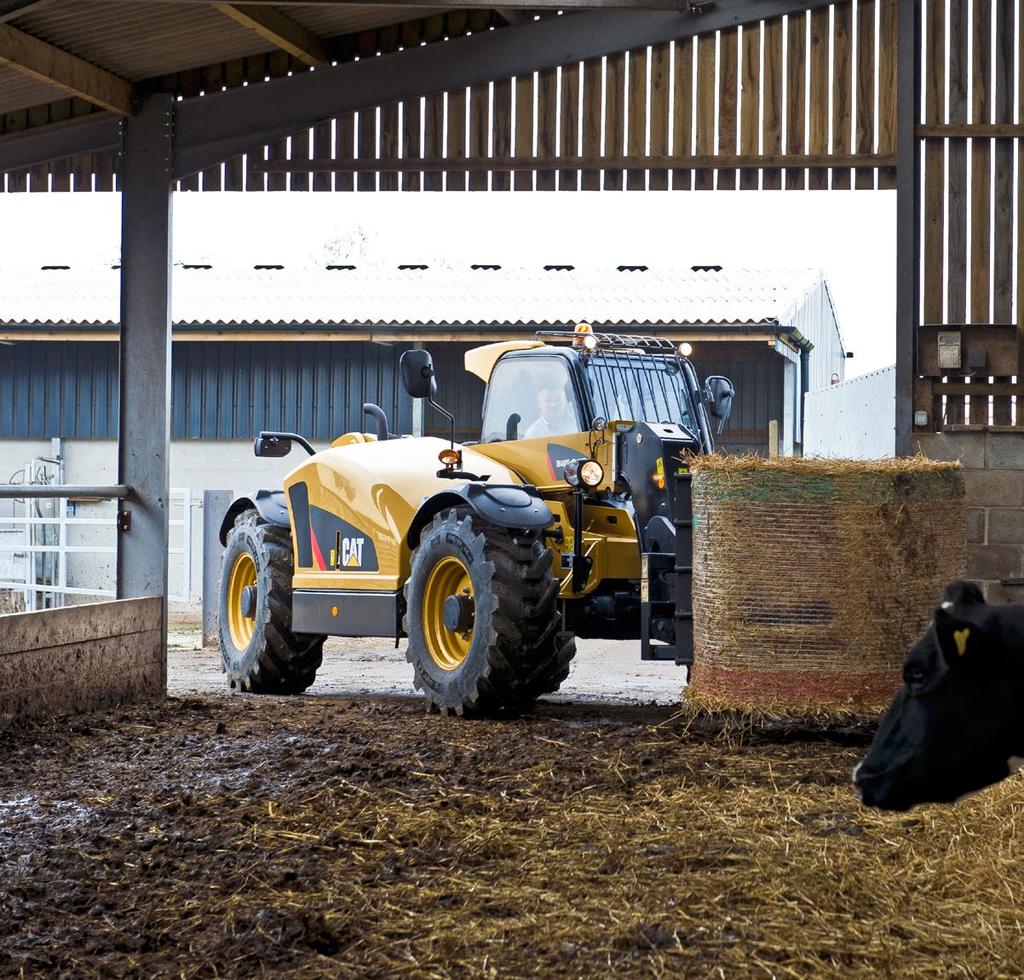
[954,627,971,657]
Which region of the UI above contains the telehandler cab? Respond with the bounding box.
[218,325,735,715]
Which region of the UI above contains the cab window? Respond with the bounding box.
[481,355,583,442]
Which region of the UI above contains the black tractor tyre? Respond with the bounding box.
[403,506,576,716]
[218,509,324,694]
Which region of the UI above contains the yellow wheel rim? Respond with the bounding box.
[422,555,474,671]
[226,551,258,650]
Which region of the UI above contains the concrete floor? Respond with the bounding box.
[168,631,687,705]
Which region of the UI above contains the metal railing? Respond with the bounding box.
[0,479,192,609]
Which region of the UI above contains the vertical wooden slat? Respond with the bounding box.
[1017,0,1024,426]
[513,73,534,191]
[807,9,829,189]
[468,83,489,191]
[27,104,50,192]
[672,38,694,190]
[762,19,783,189]
[4,110,29,192]
[202,63,225,191]
[922,0,945,326]
[717,29,739,190]
[604,52,626,190]
[446,87,468,191]
[379,102,400,191]
[48,100,71,192]
[357,106,377,192]
[245,55,268,191]
[70,99,93,192]
[399,20,424,193]
[265,52,290,192]
[648,44,670,190]
[831,4,853,189]
[854,0,876,189]
[491,78,512,191]
[581,59,602,190]
[739,24,760,191]
[423,93,445,191]
[559,63,580,191]
[876,0,898,189]
[335,111,355,192]
[694,34,716,190]
[536,67,557,191]
[627,47,648,190]
[785,12,806,191]
[947,0,968,324]
[224,59,246,190]
[970,0,992,327]
[992,0,1014,323]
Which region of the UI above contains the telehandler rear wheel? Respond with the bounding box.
[404,507,576,716]
[219,509,324,694]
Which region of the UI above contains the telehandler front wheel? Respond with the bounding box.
[219,509,324,694]
[403,506,576,717]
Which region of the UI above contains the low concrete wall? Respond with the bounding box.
[0,598,164,727]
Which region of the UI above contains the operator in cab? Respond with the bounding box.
[524,384,577,439]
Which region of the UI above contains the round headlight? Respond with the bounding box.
[678,341,693,357]
[579,459,604,487]
[582,333,599,351]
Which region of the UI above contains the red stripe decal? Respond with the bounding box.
[310,530,327,571]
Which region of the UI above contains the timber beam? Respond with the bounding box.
[0,24,132,114]
[213,3,328,67]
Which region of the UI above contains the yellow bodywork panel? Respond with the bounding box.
[284,436,521,592]
[464,341,546,382]
[544,499,641,597]
[472,428,617,494]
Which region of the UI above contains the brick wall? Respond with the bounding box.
[914,433,1024,603]
[0,598,164,728]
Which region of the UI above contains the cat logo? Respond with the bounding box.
[341,537,366,568]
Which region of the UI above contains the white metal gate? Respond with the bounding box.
[0,467,192,610]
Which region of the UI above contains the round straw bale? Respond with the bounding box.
[687,455,966,716]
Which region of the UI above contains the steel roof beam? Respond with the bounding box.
[174,0,832,177]
[0,24,133,114]
[213,3,329,67]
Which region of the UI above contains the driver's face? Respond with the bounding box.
[537,387,567,422]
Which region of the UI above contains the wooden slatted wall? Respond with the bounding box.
[1,1,901,192]
[915,0,1022,432]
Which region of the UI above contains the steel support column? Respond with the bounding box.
[894,0,921,455]
[116,93,173,661]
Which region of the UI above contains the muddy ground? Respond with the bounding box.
[2,690,1023,978]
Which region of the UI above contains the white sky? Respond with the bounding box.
[0,189,896,375]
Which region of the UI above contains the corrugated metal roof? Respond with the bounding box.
[0,264,827,329]
[285,4,451,40]
[11,1,280,80]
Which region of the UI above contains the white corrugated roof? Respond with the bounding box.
[0,264,825,328]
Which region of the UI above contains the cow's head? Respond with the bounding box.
[855,581,1023,811]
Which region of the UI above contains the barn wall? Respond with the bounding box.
[804,366,896,458]
[0,598,164,727]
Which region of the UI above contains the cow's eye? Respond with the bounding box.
[904,665,928,689]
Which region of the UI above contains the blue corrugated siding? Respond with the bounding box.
[1,341,415,440]
[689,353,783,453]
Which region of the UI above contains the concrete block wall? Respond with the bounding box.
[914,432,1024,604]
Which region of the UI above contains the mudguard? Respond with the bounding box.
[218,488,290,545]
[408,483,553,549]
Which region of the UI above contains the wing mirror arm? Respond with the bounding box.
[254,431,316,458]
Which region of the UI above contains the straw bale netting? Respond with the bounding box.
[687,455,966,718]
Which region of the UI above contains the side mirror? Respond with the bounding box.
[705,376,735,435]
[401,349,437,400]
[254,433,293,457]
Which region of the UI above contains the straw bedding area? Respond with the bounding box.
[2,695,1022,977]
[688,455,966,716]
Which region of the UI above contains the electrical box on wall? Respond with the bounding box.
[937,331,962,371]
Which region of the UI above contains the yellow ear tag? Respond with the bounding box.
[954,627,971,657]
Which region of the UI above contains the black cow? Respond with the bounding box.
[854,580,1024,811]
